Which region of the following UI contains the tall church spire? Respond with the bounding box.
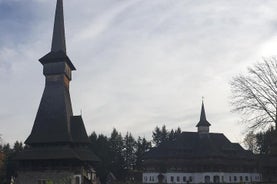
[25,0,75,145]
[39,0,75,71]
[51,0,66,53]
[196,99,211,133]
[15,2,99,182]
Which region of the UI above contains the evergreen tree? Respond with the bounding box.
[152,125,169,146]
[135,137,151,170]
[123,132,136,171]
[109,128,125,180]
[89,133,110,183]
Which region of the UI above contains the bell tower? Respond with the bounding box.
[15,1,99,183]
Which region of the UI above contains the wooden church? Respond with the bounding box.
[142,102,261,184]
[14,0,99,183]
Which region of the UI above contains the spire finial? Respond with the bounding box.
[51,0,66,53]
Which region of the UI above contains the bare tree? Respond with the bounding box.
[230,57,277,130]
[243,131,259,153]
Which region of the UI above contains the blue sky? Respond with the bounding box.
[1,0,277,145]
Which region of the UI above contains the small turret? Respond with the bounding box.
[196,100,211,134]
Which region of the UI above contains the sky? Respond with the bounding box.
[1,0,277,145]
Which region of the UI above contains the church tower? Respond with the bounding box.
[15,1,99,183]
[196,101,211,134]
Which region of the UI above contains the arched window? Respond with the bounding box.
[240,176,243,182]
[204,176,210,183]
[144,176,147,182]
[213,175,220,183]
[171,176,174,182]
[183,176,187,182]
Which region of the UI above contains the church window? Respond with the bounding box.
[213,175,220,183]
[75,176,80,184]
[144,176,147,182]
[183,176,186,182]
[204,175,210,183]
[171,176,174,182]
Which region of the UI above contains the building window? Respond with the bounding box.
[144,176,147,182]
[189,176,192,182]
[183,176,186,182]
[171,176,174,182]
[204,176,210,183]
[74,175,81,184]
[213,175,220,183]
[75,177,80,184]
[245,176,249,181]
[240,176,243,182]
[234,176,237,182]
[177,176,180,182]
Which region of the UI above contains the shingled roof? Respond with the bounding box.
[143,132,253,160]
[71,116,91,144]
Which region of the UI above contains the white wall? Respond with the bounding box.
[143,172,261,183]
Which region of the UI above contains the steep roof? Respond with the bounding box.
[196,101,211,127]
[51,0,66,53]
[15,146,100,163]
[25,82,73,144]
[143,132,253,160]
[71,116,90,144]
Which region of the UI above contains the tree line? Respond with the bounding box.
[88,126,182,183]
[0,125,182,184]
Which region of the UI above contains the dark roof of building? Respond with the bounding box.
[196,101,211,127]
[15,146,100,163]
[25,83,74,145]
[71,116,90,144]
[143,132,254,160]
[39,51,76,70]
